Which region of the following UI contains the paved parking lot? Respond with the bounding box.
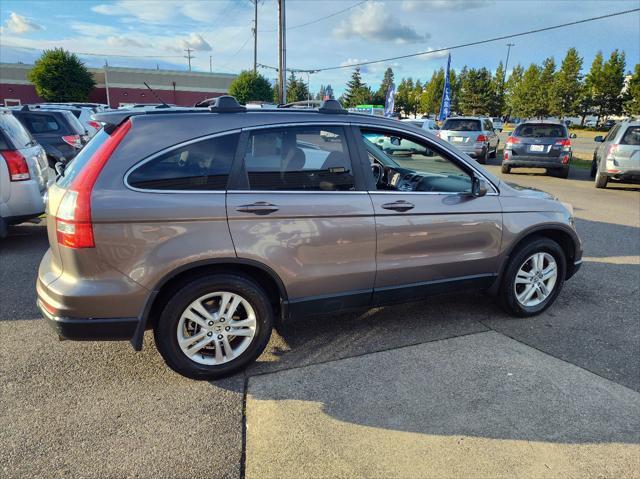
[1,160,639,478]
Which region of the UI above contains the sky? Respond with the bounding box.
[0,0,638,96]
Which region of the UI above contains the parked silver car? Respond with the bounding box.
[0,109,51,237]
[591,120,640,188]
[438,116,499,164]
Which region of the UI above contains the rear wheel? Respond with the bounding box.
[154,274,274,380]
[478,148,488,164]
[594,168,608,189]
[501,163,511,174]
[490,141,499,158]
[590,158,597,178]
[498,237,566,317]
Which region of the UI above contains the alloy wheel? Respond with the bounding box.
[513,252,558,308]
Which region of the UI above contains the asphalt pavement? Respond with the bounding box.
[1,160,638,478]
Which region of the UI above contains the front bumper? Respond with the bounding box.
[38,299,139,341]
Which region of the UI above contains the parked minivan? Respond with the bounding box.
[37,97,582,379]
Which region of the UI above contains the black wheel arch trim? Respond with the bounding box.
[131,257,289,351]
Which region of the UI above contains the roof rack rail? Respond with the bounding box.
[318,99,347,114]
[208,96,246,113]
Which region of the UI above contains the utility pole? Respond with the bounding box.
[253,0,258,74]
[503,43,515,84]
[184,48,194,71]
[278,0,286,104]
[104,61,110,108]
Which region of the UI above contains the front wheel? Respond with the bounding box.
[154,274,274,380]
[498,238,566,317]
[501,163,511,174]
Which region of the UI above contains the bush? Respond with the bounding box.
[28,48,95,102]
[228,70,273,105]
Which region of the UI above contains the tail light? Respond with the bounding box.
[504,151,509,161]
[62,134,82,149]
[55,121,131,249]
[87,120,101,131]
[476,134,488,142]
[506,136,520,146]
[555,138,572,151]
[562,154,570,164]
[606,144,619,158]
[1,150,30,181]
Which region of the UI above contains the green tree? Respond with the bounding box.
[420,68,444,116]
[538,57,556,116]
[228,70,273,104]
[315,84,327,101]
[505,64,524,117]
[286,72,309,102]
[490,61,506,117]
[624,63,640,116]
[510,64,543,118]
[373,67,395,105]
[395,77,417,115]
[551,48,583,119]
[325,84,335,100]
[341,68,372,107]
[412,79,423,115]
[27,48,95,102]
[584,50,626,123]
[458,67,493,115]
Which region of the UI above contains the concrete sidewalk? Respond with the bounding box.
[246,331,640,479]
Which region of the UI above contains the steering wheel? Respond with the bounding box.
[371,163,383,184]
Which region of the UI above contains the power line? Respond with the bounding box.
[2,44,184,59]
[259,0,368,32]
[261,8,640,73]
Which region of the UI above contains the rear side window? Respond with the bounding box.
[604,124,621,142]
[22,113,61,133]
[514,124,567,138]
[442,119,481,131]
[620,126,640,145]
[0,112,33,149]
[127,133,239,191]
[243,126,355,191]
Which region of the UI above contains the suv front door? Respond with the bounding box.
[227,124,376,316]
[355,126,503,305]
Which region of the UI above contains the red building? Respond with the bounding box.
[0,63,236,107]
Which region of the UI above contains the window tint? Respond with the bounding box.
[244,126,355,191]
[442,119,481,131]
[604,124,621,142]
[128,134,239,190]
[483,119,493,130]
[0,112,34,149]
[22,113,61,133]
[514,124,567,138]
[362,129,472,193]
[620,126,640,145]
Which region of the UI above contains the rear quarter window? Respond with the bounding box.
[442,119,481,131]
[620,126,640,145]
[127,133,239,191]
[0,112,34,149]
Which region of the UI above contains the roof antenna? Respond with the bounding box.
[143,82,170,108]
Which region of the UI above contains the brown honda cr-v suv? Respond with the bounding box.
[37,97,582,379]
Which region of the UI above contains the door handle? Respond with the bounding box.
[381,200,415,212]
[236,201,279,215]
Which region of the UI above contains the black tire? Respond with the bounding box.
[477,148,488,164]
[498,237,566,317]
[154,274,274,380]
[594,168,608,189]
[501,163,511,174]
[551,166,570,179]
[590,159,597,178]
[0,216,7,239]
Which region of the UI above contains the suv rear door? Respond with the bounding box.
[613,125,640,169]
[227,124,376,316]
[511,123,569,163]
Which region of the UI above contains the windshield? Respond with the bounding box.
[514,124,567,138]
[442,119,481,131]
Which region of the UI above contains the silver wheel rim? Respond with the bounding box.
[514,252,558,308]
[177,292,257,365]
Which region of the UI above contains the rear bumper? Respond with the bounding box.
[0,178,46,219]
[504,155,568,168]
[603,169,640,181]
[38,299,139,341]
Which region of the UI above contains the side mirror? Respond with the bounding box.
[54,161,66,177]
[472,177,488,197]
[390,136,401,146]
[569,133,577,139]
[594,135,604,142]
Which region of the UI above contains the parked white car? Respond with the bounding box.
[585,119,598,128]
[401,118,440,135]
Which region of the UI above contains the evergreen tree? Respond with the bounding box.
[315,84,327,101]
[341,68,372,107]
[551,47,583,119]
[504,64,524,118]
[286,72,309,102]
[420,69,444,116]
[490,62,506,117]
[412,79,423,116]
[373,67,395,105]
[395,78,416,115]
[28,48,95,102]
[458,67,493,115]
[538,57,556,116]
[325,84,335,100]
[624,63,640,116]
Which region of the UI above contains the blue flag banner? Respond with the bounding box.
[438,54,451,121]
[384,82,396,117]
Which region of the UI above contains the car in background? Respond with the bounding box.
[591,120,640,189]
[502,120,572,178]
[34,104,100,137]
[602,119,617,130]
[401,118,440,135]
[438,116,499,164]
[11,107,87,168]
[0,108,50,238]
[492,117,504,131]
[35,96,582,379]
[585,119,598,128]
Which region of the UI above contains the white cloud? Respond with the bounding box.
[1,12,43,35]
[178,33,212,51]
[417,47,450,60]
[106,36,150,48]
[340,58,370,74]
[91,1,235,24]
[70,22,119,36]
[402,0,490,12]
[334,2,428,44]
